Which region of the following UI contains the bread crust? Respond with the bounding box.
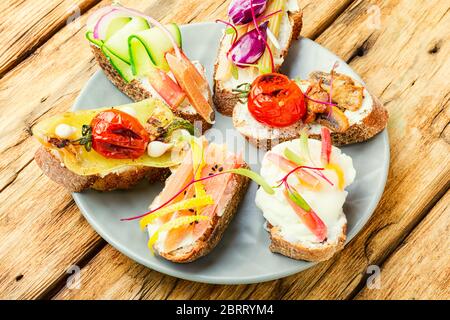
[158,164,250,263]
[35,147,169,193]
[234,92,388,150]
[91,45,213,133]
[213,10,303,116]
[268,223,347,262]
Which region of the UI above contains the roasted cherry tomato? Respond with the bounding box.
[248,73,306,127]
[91,109,150,159]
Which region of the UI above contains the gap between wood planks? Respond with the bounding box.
[346,179,450,300]
[0,0,102,79]
[37,238,107,300]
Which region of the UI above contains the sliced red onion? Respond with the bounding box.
[228,0,267,25]
[86,6,114,31]
[93,9,131,40]
[229,21,269,67]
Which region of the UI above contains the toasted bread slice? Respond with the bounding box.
[255,138,355,261]
[158,164,250,263]
[35,147,169,193]
[269,218,347,261]
[268,221,347,262]
[213,3,303,116]
[233,79,388,150]
[147,142,250,263]
[91,45,214,132]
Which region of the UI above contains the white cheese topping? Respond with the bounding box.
[147,141,173,158]
[287,0,300,12]
[255,139,356,246]
[54,124,76,139]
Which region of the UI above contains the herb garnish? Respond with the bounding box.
[232,82,251,103]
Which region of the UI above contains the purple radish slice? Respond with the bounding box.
[229,21,269,67]
[228,0,267,25]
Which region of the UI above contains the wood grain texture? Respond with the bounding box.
[1,0,449,300]
[53,0,450,300]
[0,0,100,77]
[356,191,450,300]
[0,0,357,300]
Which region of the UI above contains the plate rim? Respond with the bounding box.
[72,22,390,285]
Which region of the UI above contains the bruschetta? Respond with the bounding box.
[233,70,388,149]
[214,0,303,116]
[255,129,356,261]
[134,138,252,263]
[86,5,215,131]
[33,99,194,193]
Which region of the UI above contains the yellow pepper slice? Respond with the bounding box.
[325,163,345,190]
[140,195,213,230]
[190,137,207,198]
[148,215,210,254]
[258,0,286,73]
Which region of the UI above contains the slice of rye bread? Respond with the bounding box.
[267,222,347,262]
[233,94,388,150]
[213,9,303,116]
[157,164,250,263]
[91,45,214,133]
[35,146,169,193]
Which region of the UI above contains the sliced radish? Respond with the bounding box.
[321,127,332,164]
[147,69,186,109]
[86,6,113,31]
[266,152,320,189]
[283,189,327,242]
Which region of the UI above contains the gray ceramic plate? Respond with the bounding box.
[72,22,389,284]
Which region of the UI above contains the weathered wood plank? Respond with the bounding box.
[0,0,100,77]
[0,0,357,300]
[53,0,450,300]
[355,191,449,300]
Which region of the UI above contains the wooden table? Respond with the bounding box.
[0,0,449,300]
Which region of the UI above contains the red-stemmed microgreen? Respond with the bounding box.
[274,165,332,189]
[250,0,275,72]
[257,9,282,23]
[216,19,239,46]
[299,61,341,110]
[276,165,328,242]
[121,167,273,222]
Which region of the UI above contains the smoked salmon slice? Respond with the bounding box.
[151,150,194,225]
[163,185,196,252]
[192,145,243,241]
[154,142,244,253]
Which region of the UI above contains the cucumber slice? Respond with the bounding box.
[129,35,155,76]
[86,31,103,47]
[101,46,135,83]
[128,23,182,74]
[104,17,150,63]
[105,17,132,40]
